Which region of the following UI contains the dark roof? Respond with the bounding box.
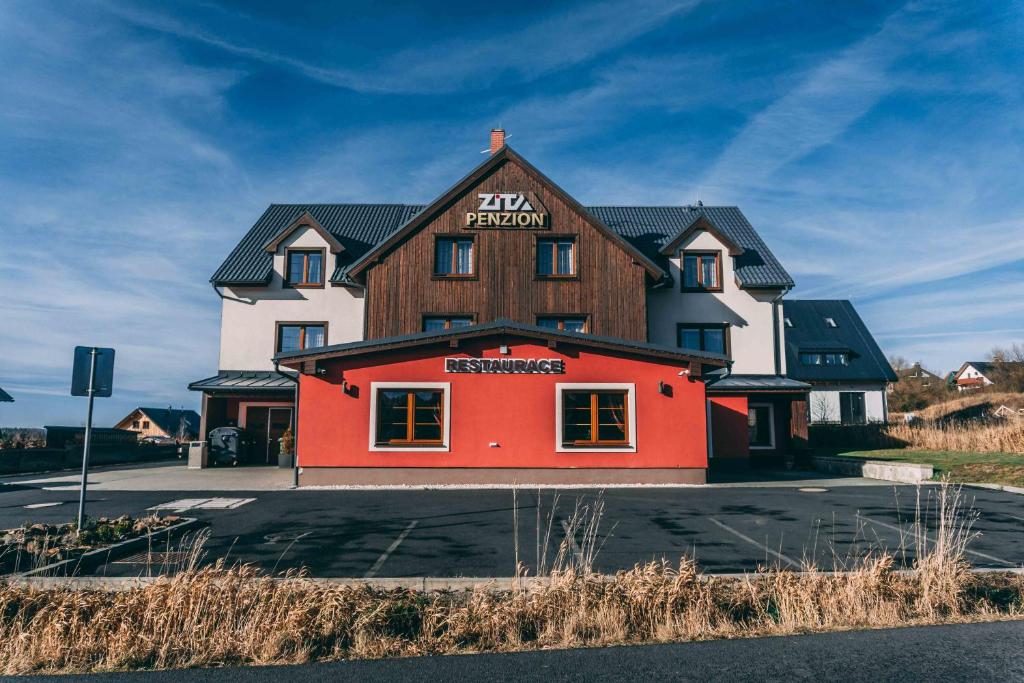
[274,318,729,367]
[0,386,12,402]
[587,206,793,288]
[782,300,896,383]
[188,370,297,392]
[131,408,201,435]
[705,375,811,392]
[209,155,792,289]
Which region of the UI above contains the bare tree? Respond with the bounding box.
[988,343,1024,392]
[811,393,834,423]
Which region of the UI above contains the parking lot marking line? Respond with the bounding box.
[708,517,800,570]
[364,520,419,579]
[195,497,256,510]
[861,517,1017,567]
[148,498,212,512]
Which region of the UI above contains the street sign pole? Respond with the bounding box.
[76,347,98,532]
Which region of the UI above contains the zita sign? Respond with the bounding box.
[445,358,565,374]
[465,192,549,228]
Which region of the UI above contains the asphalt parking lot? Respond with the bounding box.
[3,464,1024,577]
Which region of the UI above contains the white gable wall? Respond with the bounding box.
[806,383,888,424]
[218,226,365,371]
[647,230,785,376]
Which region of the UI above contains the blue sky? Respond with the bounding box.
[1,0,1022,427]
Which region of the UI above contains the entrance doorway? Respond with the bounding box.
[244,406,293,464]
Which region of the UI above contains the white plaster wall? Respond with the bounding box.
[647,230,784,375]
[217,227,365,370]
[807,383,888,424]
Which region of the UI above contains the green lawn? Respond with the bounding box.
[835,449,1024,488]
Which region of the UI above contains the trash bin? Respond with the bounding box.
[208,427,244,466]
[187,441,208,469]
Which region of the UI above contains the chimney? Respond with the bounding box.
[489,128,505,155]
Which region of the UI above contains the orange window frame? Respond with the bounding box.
[285,249,325,287]
[562,390,629,447]
[681,251,722,292]
[376,389,445,446]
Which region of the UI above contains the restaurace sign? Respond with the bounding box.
[465,192,549,228]
[445,357,565,374]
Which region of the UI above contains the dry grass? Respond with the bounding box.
[885,420,1024,454]
[0,485,1021,675]
[914,392,1024,422]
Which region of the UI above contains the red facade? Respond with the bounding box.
[295,335,711,485]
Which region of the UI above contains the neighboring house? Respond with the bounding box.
[888,362,942,393]
[953,361,1024,391]
[189,130,897,485]
[782,300,896,425]
[113,407,200,442]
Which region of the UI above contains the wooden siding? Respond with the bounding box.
[365,158,649,340]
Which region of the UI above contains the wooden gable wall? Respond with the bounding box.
[364,158,649,340]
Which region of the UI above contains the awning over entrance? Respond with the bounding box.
[705,374,811,393]
[188,370,296,393]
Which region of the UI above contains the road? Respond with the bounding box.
[2,464,1024,576]
[15,620,1024,681]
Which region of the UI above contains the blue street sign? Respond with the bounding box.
[71,346,115,397]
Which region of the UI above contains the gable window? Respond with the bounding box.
[537,237,576,277]
[839,392,866,425]
[285,249,324,287]
[681,251,721,291]
[131,420,140,429]
[277,323,326,353]
[423,315,474,332]
[434,237,474,277]
[677,324,728,355]
[142,420,150,430]
[373,386,447,447]
[799,352,848,366]
[537,316,587,333]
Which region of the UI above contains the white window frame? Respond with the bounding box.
[369,382,451,452]
[555,382,637,453]
[748,402,776,450]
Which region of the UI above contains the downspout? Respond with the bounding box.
[273,360,300,488]
[771,287,791,376]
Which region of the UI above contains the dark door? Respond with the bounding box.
[267,407,292,463]
[245,407,270,464]
[840,392,866,425]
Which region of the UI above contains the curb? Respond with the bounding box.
[15,517,202,578]
[6,566,1024,592]
[961,482,1024,496]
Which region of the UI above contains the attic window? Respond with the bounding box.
[824,317,837,328]
[784,318,793,328]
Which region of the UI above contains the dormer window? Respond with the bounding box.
[824,317,837,328]
[800,352,848,366]
[286,249,324,287]
[681,251,721,292]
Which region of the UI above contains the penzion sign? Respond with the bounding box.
[465,192,549,228]
[445,357,565,374]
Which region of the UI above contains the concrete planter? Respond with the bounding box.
[811,455,933,484]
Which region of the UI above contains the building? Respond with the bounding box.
[889,362,942,393]
[952,361,1024,391]
[782,300,896,424]
[190,131,891,485]
[113,407,200,442]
